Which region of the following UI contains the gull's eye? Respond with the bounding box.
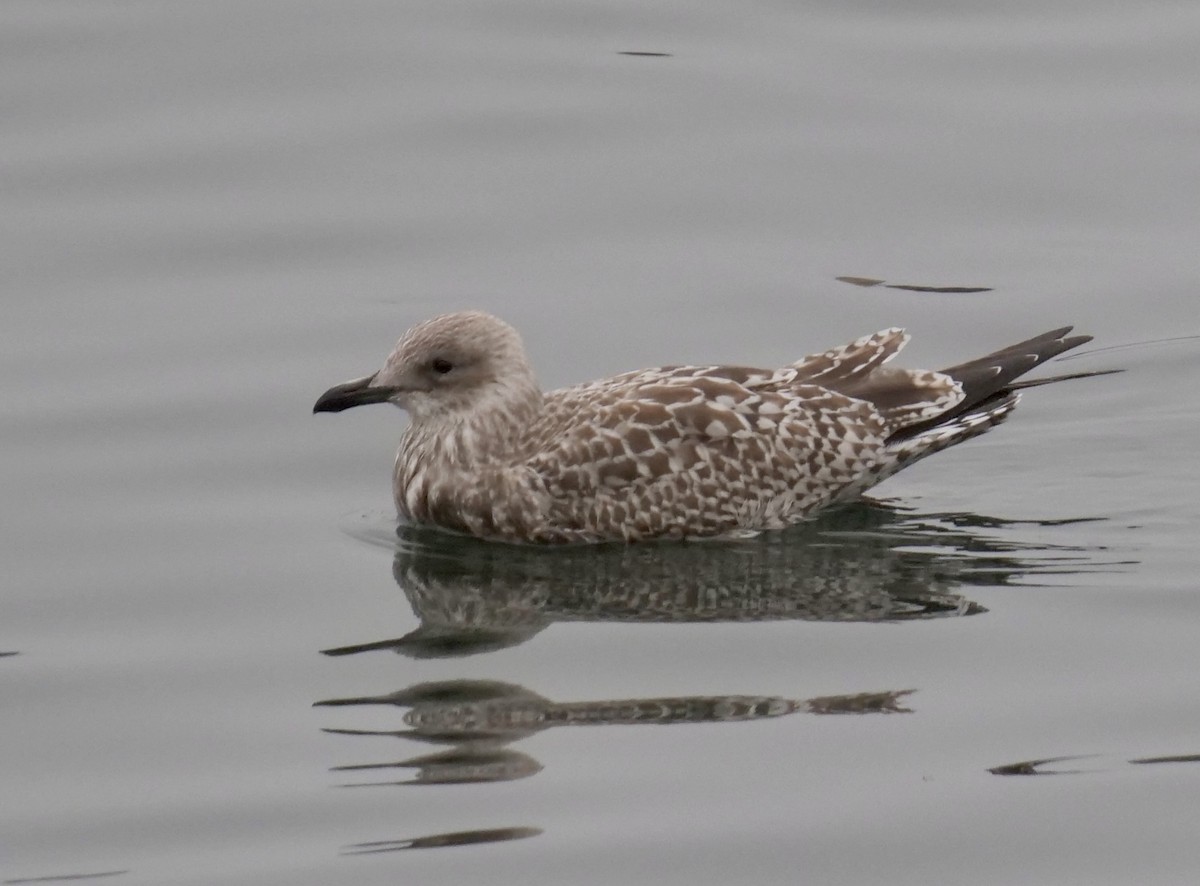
[430,357,454,375]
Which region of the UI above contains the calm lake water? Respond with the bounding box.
[5,2,1199,884]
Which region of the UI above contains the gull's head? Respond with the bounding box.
[313,311,539,420]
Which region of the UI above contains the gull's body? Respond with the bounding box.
[315,311,1096,544]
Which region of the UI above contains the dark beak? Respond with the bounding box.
[313,374,397,413]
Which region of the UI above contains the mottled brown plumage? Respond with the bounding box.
[314,311,1095,543]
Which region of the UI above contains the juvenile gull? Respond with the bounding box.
[314,312,1097,544]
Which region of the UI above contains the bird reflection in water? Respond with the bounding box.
[317,679,915,786]
[324,501,1112,659]
[320,501,1116,852]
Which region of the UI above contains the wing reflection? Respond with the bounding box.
[324,502,1115,660]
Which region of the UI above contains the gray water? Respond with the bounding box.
[4,2,1199,884]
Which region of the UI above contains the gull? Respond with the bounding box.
[315,311,1099,544]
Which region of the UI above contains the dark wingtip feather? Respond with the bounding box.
[942,326,1094,396]
[893,326,1099,440]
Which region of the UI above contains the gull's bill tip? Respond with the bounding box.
[313,374,394,413]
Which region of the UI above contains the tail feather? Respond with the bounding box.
[830,325,1107,507]
[883,390,1022,474]
[891,326,1092,441]
[832,392,1021,505]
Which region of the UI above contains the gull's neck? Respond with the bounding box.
[399,376,545,469]
[393,376,545,525]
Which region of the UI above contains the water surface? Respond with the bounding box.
[4,2,1199,884]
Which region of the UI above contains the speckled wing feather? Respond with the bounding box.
[788,328,966,425]
[526,366,912,542]
[791,327,912,382]
[519,330,992,541]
